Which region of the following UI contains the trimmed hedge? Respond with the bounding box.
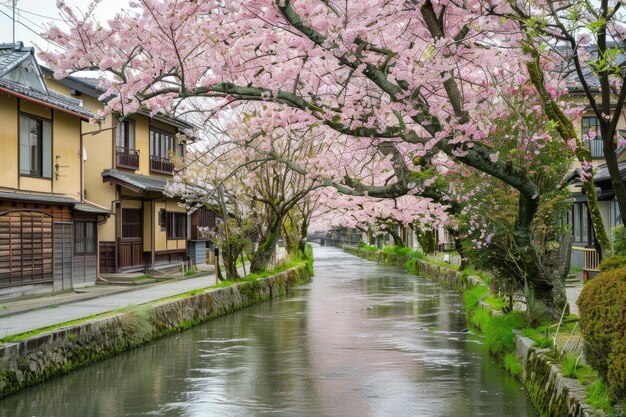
[578,265,626,403]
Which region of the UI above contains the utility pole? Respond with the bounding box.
[12,0,17,43]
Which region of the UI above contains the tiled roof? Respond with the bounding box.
[102,169,170,193]
[0,191,77,205]
[593,161,626,182]
[0,77,94,119]
[0,43,32,77]
[40,66,196,130]
[0,42,95,120]
[555,43,626,91]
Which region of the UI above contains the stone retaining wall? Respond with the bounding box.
[345,246,600,417]
[0,265,311,399]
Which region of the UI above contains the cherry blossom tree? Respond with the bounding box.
[486,0,626,255]
[45,0,573,314]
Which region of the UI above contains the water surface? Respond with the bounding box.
[1,247,536,416]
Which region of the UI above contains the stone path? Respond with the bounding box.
[0,271,223,338]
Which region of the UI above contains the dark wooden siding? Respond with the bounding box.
[0,210,54,288]
[99,241,116,273]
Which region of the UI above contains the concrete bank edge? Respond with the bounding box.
[0,264,312,399]
[344,246,601,417]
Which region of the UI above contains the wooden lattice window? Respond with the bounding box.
[75,221,97,254]
[122,208,142,239]
[0,211,53,288]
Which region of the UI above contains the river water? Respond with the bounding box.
[1,247,536,417]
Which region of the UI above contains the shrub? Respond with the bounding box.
[613,225,626,256]
[599,255,626,272]
[119,304,156,348]
[578,265,626,402]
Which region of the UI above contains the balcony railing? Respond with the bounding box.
[572,245,600,281]
[150,155,174,174]
[116,147,139,170]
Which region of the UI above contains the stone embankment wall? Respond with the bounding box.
[345,246,601,417]
[0,266,311,399]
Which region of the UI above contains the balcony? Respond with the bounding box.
[150,155,174,174]
[116,147,139,170]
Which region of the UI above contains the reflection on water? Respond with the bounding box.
[0,247,536,417]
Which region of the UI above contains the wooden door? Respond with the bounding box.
[53,223,72,291]
[119,208,143,270]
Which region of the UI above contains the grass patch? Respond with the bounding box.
[130,275,147,282]
[484,294,508,311]
[561,353,581,378]
[183,270,197,278]
[484,311,526,355]
[587,379,612,411]
[357,243,379,252]
[503,351,523,377]
[469,307,491,330]
[463,285,488,313]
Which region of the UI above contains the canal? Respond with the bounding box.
[1,247,536,416]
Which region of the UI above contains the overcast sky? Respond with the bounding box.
[0,0,128,55]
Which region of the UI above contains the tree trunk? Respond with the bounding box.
[451,230,468,271]
[250,215,282,274]
[525,47,611,256]
[384,224,404,247]
[513,194,568,319]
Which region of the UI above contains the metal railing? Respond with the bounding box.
[150,155,174,174]
[116,146,139,170]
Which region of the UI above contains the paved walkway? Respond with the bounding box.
[0,271,222,338]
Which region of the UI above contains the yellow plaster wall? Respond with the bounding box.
[51,110,81,200]
[133,116,150,175]
[143,201,153,252]
[19,99,51,119]
[82,114,116,241]
[0,93,18,190]
[154,200,187,252]
[0,94,86,198]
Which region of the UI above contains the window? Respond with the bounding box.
[166,212,187,239]
[572,203,592,244]
[75,221,97,254]
[19,114,51,177]
[581,117,603,158]
[122,208,142,238]
[117,119,135,149]
[612,200,622,228]
[150,128,176,159]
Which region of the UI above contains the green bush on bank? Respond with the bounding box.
[578,265,626,404]
[612,225,626,256]
[599,255,626,272]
